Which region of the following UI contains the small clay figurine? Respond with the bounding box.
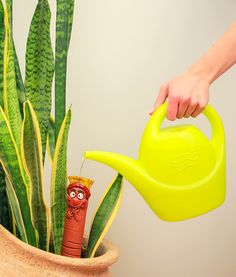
[61,176,93,258]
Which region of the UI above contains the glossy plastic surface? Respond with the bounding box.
[84,103,226,221]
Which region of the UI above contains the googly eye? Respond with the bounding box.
[77,192,84,200]
[70,191,76,198]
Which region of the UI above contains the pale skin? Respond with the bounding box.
[149,21,236,120]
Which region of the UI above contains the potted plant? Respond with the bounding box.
[0,0,124,276]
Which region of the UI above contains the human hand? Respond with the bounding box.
[149,69,210,120]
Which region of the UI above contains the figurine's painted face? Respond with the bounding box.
[67,186,89,208]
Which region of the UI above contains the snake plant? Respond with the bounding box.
[0,0,124,257]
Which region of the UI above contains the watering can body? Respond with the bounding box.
[84,103,226,221]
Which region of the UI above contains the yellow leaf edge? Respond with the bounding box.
[50,107,71,208]
[5,174,28,243]
[3,5,9,117]
[88,174,124,258]
[50,107,71,254]
[46,115,55,166]
[21,100,50,250]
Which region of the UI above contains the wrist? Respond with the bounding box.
[187,59,217,85]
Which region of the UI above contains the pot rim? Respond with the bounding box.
[0,224,119,271]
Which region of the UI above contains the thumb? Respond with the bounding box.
[149,84,168,115]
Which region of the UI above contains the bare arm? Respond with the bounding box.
[149,21,236,120]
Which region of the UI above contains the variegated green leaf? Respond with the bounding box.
[0,1,4,108]
[0,167,12,232]
[22,101,50,251]
[5,177,28,243]
[86,174,124,258]
[0,167,6,222]
[6,0,12,27]
[0,107,37,246]
[3,6,22,152]
[5,0,26,117]
[3,6,30,190]
[25,0,54,161]
[47,115,55,165]
[55,0,75,139]
[50,108,71,254]
[14,44,26,116]
[0,4,10,234]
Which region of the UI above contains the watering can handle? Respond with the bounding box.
[153,103,225,148]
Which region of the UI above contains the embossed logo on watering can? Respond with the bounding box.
[84,103,226,222]
[171,148,200,174]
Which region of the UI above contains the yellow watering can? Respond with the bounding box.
[84,103,226,221]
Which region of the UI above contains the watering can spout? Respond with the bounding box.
[84,150,133,169]
[84,151,132,172]
[84,150,164,218]
[84,151,149,191]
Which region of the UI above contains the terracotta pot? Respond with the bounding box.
[0,225,118,277]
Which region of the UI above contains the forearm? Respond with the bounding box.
[151,21,236,119]
[188,21,236,84]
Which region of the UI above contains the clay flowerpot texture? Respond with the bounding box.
[0,225,118,277]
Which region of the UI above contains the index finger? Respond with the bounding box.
[149,85,168,115]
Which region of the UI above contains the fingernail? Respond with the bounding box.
[148,108,154,115]
[149,107,155,114]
